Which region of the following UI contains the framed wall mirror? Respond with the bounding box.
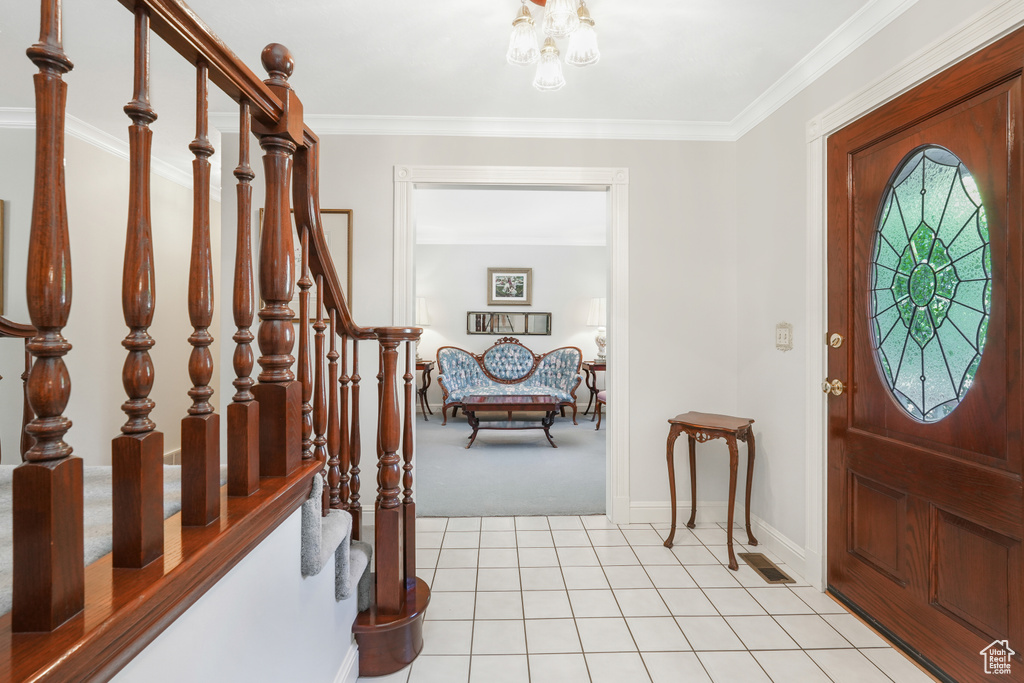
[467,311,551,335]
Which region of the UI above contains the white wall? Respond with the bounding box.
[415,243,607,406]
[112,508,358,683]
[0,129,220,466]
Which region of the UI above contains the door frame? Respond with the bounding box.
[393,165,631,522]
[804,2,1024,590]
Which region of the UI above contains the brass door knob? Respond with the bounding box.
[821,378,846,396]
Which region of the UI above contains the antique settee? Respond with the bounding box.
[436,337,583,425]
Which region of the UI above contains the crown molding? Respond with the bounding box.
[415,236,607,247]
[211,112,734,141]
[0,107,220,202]
[731,0,920,138]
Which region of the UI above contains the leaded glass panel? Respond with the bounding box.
[869,146,990,422]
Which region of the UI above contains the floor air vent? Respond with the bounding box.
[738,553,794,584]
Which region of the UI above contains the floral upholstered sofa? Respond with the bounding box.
[436,337,583,425]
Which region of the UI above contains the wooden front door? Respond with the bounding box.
[827,30,1024,683]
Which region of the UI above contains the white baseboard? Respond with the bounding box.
[333,641,359,683]
[749,513,805,573]
[163,449,181,465]
[630,501,807,578]
[629,500,735,525]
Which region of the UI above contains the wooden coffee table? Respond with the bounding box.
[462,395,560,449]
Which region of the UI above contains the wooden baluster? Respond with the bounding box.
[312,275,328,465]
[350,341,362,538]
[228,100,259,497]
[113,5,164,567]
[338,333,351,510]
[312,277,328,516]
[374,331,404,613]
[15,0,84,631]
[252,43,302,477]
[182,58,219,527]
[402,340,416,583]
[376,347,385,504]
[327,310,342,508]
[21,342,35,460]
[299,229,313,460]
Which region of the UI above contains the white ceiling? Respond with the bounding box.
[415,187,608,246]
[2,0,900,185]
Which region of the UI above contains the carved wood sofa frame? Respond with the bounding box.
[0,1,426,679]
[436,337,583,426]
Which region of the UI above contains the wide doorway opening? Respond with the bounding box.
[412,184,609,516]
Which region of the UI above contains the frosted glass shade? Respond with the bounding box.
[542,0,580,38]
[533,38,565,91]
[415,297,431,326]
[565,8,599,66]
[587,297,607,326]
[506,4,540,65]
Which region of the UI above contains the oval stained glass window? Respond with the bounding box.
[869,146,991,422]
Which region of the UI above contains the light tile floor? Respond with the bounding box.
[357,516,937,683]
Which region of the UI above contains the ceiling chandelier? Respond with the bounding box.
[506,0,600,92]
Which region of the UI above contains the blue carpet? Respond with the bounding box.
[415,411,606,517]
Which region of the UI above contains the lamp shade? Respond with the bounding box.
[587,297,607,327]
[542,0,580,38]
[533,38,565,91]
[415,297,431,326]
[506,3,540,65]
[565,2,599,67]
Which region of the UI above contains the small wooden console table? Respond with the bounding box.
[582,360,606,414]
[462,395,560,449]
[416,360,435,421]
[663,411,757,570]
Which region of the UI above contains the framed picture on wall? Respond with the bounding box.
[487,267,532,306]
[259,208,353,321]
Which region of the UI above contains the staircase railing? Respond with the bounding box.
[0,1,426,679]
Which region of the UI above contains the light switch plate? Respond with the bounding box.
[775,322,793,352]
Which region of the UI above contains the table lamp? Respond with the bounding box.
[415,297,431,361]
[587,297,607,361]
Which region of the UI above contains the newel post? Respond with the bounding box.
[14,0,85,632]
[374,330,404,614]
[252,43,304,477]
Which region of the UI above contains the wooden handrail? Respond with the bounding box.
[0,318,34,338]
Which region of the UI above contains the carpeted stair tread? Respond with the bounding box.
[346,540,372,610]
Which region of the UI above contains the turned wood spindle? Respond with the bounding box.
[312,275,328,467]
[376,347,384,504]
[402,340,416,582]
[349,340,362,538]
[113,4,164,567]
[253,43,302,477]
[182,58,220,526]
[21,342,35,461]
[375,332,405,614]
[15,0,85,632]
[228,100,260,497]
[327,310,342,508]
[338,331,350,510]
[299,229,314,461]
